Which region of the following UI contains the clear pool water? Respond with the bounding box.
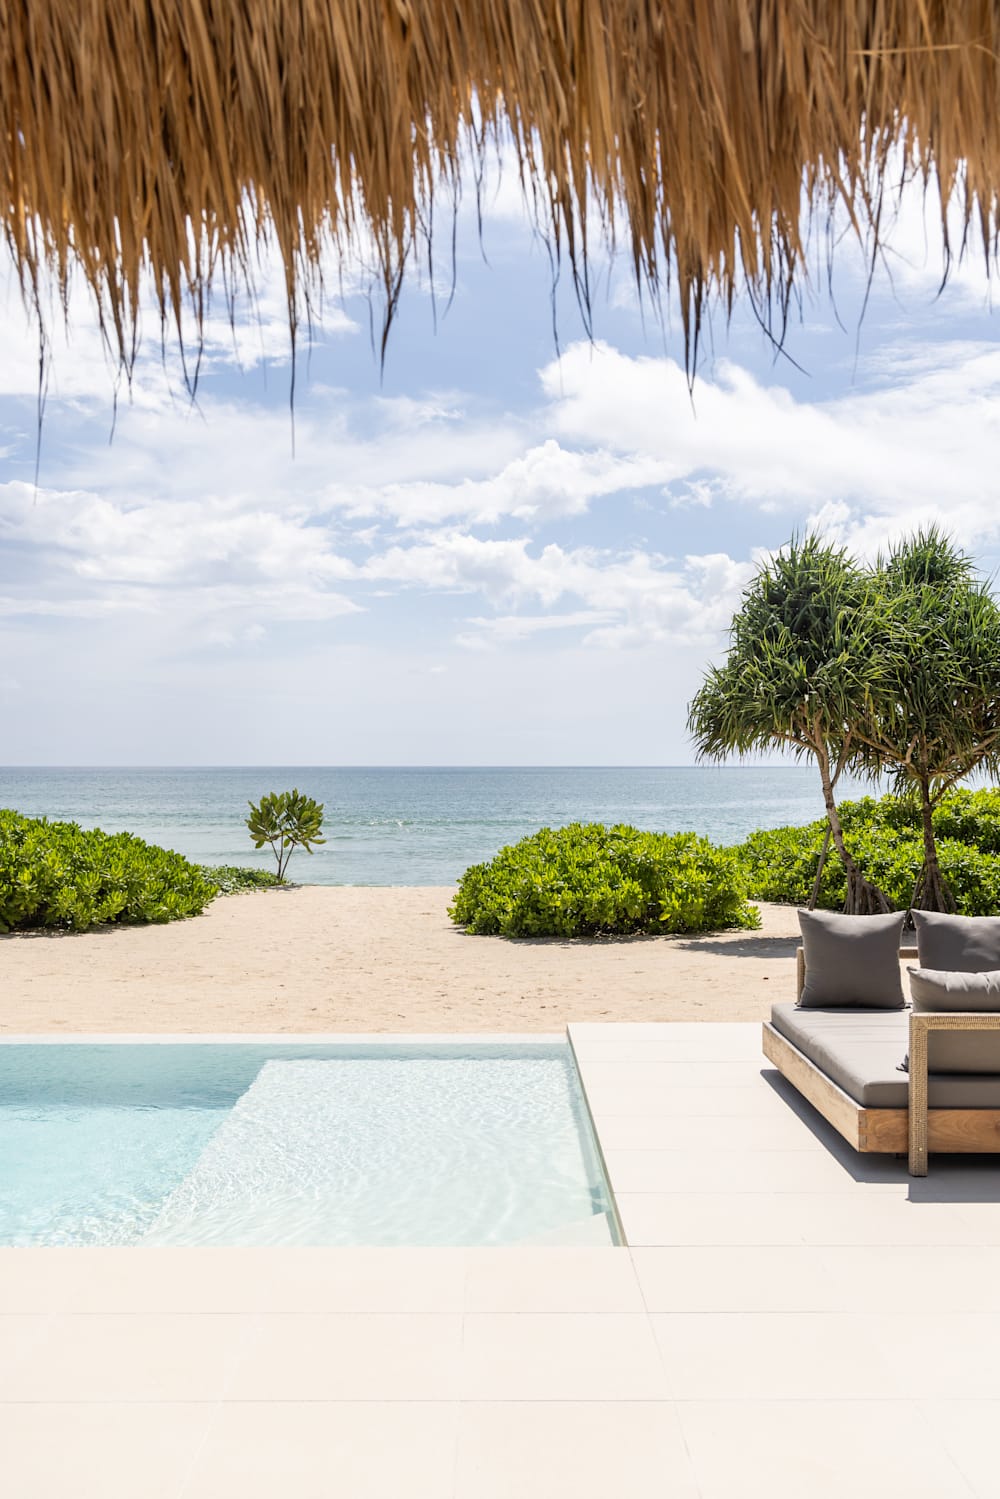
[0,1042,617,1247]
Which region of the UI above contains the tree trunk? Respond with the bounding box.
[808,826,832,909]
[911,782,955,912]
[815,741,890,915]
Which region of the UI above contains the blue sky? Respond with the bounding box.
[1,171,998,765]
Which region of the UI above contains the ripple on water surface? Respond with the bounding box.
[0,1047,615,1246]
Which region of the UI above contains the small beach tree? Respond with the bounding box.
[854,530,1000,911]
[246,789,326,880]
[688,535,890,914]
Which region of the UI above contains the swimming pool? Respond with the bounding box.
[0,1039,618,1247]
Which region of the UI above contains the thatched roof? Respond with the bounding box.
[3,1,999,375]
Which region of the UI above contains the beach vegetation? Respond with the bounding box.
[450,822,760,938]
[0,810,217,932]
[737,788,1000,916]
[687,535,892,914]
[690,529,1000,914]
[199,865,285,895]
[246,789,326,880]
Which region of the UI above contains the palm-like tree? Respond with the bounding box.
[688,535,890,914]
[854,530,1000,911]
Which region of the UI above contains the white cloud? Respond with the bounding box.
[538,339,1000,554]
[457,610,618,647]
[0,478,360,635]
[328,439,665,526]
[0,591,157,619]
[855,167,996,307]
[354,531,753,649]
[0,257,357,409]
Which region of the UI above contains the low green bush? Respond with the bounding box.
[735,788,1000,914]
[737,820,841,909]
[199,864,285,895]
[0,810,218,931]
[450,822,760,938]
[931,787,1000,854]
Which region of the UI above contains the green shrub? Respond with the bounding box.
[450,822,760,938]
[934,838,1000,915]
[735,788,1000,914]
[199,864,285,895]
[737,820,843,909]
[931,787,1000,854]
[0,810,218,932]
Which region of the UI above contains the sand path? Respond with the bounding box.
[0,886,803,1033]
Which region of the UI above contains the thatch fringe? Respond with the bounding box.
[2,1,999,377]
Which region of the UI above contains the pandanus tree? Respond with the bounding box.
[688,536,891,914]
[854,531,1000,912]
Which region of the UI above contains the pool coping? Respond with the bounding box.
[0,1031,568,1044]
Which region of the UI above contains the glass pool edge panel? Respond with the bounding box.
[559,1049,622,1246]
[562,1044,624,1247]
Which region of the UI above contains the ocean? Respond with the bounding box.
[0,765,869,886]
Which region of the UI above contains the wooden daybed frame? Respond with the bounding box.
[762,945,1000,1175]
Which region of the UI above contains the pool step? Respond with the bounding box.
[142,1058,612,1247]
[142,1060,341,1247]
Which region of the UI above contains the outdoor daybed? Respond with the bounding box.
[762,910,1000,1175]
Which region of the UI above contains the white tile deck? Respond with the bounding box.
[2,1020,999,1496]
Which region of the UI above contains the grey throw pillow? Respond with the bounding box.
[901,967,1000,1074]
[797,908,906,1009]
[909,967,1000,1010]
[911,910,1000,972]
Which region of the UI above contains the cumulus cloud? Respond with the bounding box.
[327,440,668,527]
[539,339,1000,555]
[354,532,753,649]
[0,478,360,638]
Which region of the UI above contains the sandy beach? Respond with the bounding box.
[1,886,804,1033]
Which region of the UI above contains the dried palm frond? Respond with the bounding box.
[2,1,998,379]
